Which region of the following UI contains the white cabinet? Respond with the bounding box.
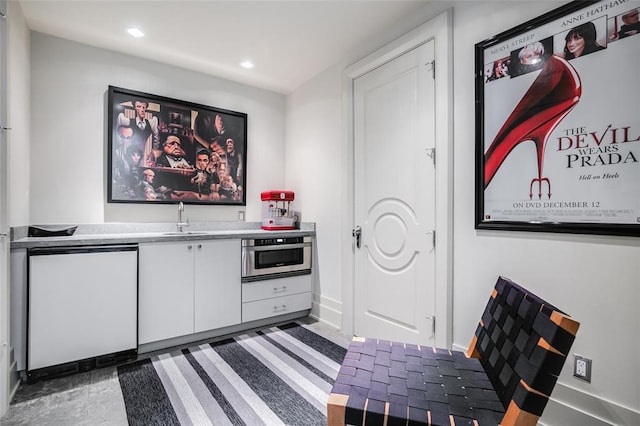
[195,240,241,332]
[242,274,312,323]
[28,246,138,372]
[139,239,240,344]
[10,249,27,371]
[138,242,195,344]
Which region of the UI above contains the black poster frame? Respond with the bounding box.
[475,0,640,237]
[107,86,247,206]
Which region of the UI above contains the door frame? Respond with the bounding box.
[1,0,9,416]
[341,9,453,348]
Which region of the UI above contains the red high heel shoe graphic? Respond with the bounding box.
[484,55,582,199]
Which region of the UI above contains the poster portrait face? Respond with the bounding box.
[108,86,247,206]
[553,16,608,60]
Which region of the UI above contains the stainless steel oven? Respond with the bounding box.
[241,236,312,282]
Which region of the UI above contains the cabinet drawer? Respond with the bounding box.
[242,274,311,303]
[242,292,311,323]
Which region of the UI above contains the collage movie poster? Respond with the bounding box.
[108,87,247,206]
[479,0,639,232]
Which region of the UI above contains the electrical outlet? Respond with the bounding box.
[573,354,592,382]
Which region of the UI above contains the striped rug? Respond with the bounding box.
[117,321,349,426]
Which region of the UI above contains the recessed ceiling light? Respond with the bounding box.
[240,61,254,69]
[127,28,145,38]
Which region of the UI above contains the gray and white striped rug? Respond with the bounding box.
[118,322,348,426]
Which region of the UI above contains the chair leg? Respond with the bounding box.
[327,393,348,426]
[501,401,540,426]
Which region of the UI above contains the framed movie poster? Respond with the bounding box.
[475,0,640,236]
[107,86,247,205]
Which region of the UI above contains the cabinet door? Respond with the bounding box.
[139,242,195,344]
[28,250,138,370]
[194,240,241,332]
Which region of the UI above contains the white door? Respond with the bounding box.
[353,40,436,345]
[0,0,9,416]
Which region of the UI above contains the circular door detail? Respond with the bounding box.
[366,198,419,271]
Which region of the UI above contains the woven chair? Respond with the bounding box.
[327,276,580,426]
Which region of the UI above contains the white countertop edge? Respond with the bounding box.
[10,222,315,249]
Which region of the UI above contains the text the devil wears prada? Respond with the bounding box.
[556,124,639,168]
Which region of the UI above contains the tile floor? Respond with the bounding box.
[0,318,350,426]
[1,366,128,426]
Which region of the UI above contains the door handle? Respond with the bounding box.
[352,225,362,249]
[426,316,435,336]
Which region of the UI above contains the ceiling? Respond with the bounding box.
[19,0,434,94]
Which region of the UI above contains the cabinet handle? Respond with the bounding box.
[273,285,287,293]
[197,244,202,249]
[187,245,193,250]
[273,304,287,313]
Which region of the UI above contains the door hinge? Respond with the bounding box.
[426,148,435,166]
[426,60,435,79]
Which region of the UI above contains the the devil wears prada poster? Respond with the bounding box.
[475,0,640,236]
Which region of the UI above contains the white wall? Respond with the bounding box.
[7,1,30,226]
[28,32,286,225]
[284,0,451,331]
[287,1,640,425]
[452,3,640,424]
[285,61,345,325]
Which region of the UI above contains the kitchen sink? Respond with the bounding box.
[162,231,210,236]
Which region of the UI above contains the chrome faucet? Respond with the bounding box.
[177,202,189,232]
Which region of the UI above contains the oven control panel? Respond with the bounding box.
[252,237,305,246]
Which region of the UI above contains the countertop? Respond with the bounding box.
[10,222,315,249]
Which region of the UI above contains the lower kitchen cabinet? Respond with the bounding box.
[241,274,312,323]
[28,246,138,375]
[194,240,241,333]
[139,242,194,344]
[139,239,241,344]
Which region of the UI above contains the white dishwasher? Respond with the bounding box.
[27,245,138,380]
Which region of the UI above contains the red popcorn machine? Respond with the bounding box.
[261,190,296,230]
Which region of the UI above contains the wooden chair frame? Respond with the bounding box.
[327,276,580,426]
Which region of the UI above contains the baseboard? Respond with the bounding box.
[311,292,342,329]
[540,382,640,426]
[451,343,640,425]
[138,310,309,355]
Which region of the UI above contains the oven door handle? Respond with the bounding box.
[243,243,311,251]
